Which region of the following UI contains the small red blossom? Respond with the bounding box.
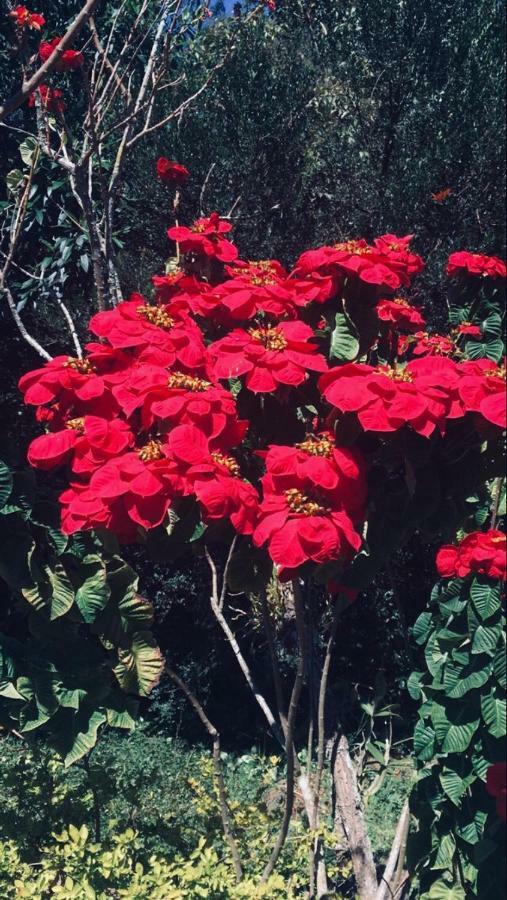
[39,37,84,71]
[10,5,45,29]
[486,763,507,823]
[28,84,65,114]
[168,213,238,263]
[436,530,506,581]
[320,357,464,438]
[411,331,456,357]
[431,188,453,203]
[447,251,507,279]
[455,322,482,337]
[27,416,133,473]
[156,157,190,185]
[209,320,328,393]
[376,297,426,332]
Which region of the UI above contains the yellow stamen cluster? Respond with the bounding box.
[138,440,163,461]
[377,365,414,383]
[137,305,174,329]
[334,240,370,255]
[65,357,95,374]
[250,273,278,286]
[211,452,240,476]
[485,366,506,380]
[167,372,211,392]
[393,297,410,307]
[66,417,85,434]
[192,222,207,233]
[285,488,327,516]
[249,326,287,351]
[296,434,334,457]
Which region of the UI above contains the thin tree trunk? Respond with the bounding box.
[375,800,410,900]
[333,735,378,900]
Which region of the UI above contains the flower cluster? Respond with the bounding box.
[447,251,507,280]
[436,530,506,581]
[156,157,190,186]
[39,37,84,71]
[19,196,506,580]
[10,5,45,29]
[28,84,65,114]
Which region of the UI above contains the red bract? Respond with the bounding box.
[27,416,133,473]
[455,323,482,337]
[156,157,189,185]
[436,530,506,580]
[10,5,45,29]
[19,355,112,410]
[447,251,507,279]
[294,234,423,293]
[376,297,426,332]
[28,84,65,114]
[320,357,465,437]
[411,332,456,357]
[486,763,507,823]
[209,320,328,393]
[458,359,506,429]
[259,433,366,521]
[39,37,84,70]
[89,296,207,371]
[165,425,259,534]
[168,213,238,263]
[253,476,361,580]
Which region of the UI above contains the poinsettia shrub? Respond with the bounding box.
[18,200,506,892]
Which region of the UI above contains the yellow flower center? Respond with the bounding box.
[393,297,410,307]
[211,452,240,476]
[285,488,327,516]
[167,372,211,392]
[333,240,370,255]
[296,435,334,457]
[66,417,85,434]
[64,357,95,374]
[137,305,174,329]
[377,365,414,383]
[138,440,163,461]
[484,366,506,379]
[192,222,207,233]
[249,326,288,351]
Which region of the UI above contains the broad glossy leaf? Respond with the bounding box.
[64,709,107,767]
[74,555,110,624]
[0,460,13,509]
[114,631,163,697]
[481,690,506,738]
[329,310,359,361]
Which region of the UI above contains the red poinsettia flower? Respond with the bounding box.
[373,234,424,281]
[259,433,366,522]
[411,332,456,357]
[168,213,238,263]
[253,475,362,580]
[376,297,426,332]
[39,37,84,70]
[10,5,45,29]
[165,425,259,534]
[27,416,133,473]
[156,157,190,185]
[447,251,507,279]
[28,84,65,114]
[319,356,464,437]
[209,320,328,393]
[89,296,207,372]
[458,359,506,429]
[19,355,110,409]
[455,322,482,337]
[486,763,507,822]
[436,530,506,581]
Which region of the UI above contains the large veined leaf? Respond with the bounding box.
[114,631,164,697]
[412,611,433,646]
[425,632,448,677]
[74,555,110,624]
[0,460,13,509]
[63,709,107,767]
[471,622,502,657]
[413,720,435,760]
[444,656,492,699]
[22,562,75,620]
[493,644,506,688]
[481,690,506,738]
[432,702,480,753]
[423,881,465,900]
[463,335,504,362]
[470,578,501,621]
[439,770,466,806]
[329,310,359,361]
[432,832,456,871]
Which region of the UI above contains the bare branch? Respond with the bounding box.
[375,800,410,900]
[2,283,52,360]
[0,0,102,121]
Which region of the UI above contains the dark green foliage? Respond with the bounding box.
[0,461,163,764]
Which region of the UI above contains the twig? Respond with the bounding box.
[199,162,216,214]
[375,800,410,900]
[2,283,52,360]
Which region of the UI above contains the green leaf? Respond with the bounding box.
[6,169,24,193]
[413,720,435,760]
[413,611,433,646]
[493,645,506,688]
[47,563,75,620]
[64,710,107,767]
[423,882,465,900]
[471,623,502,657]
[470,577,501,621]
[439,770,466,806]
[481,690,506,738]
[445,657,493,699]
[74,556,110,624]
[433,832,456,870]
[0,460,13,509]
[19,137,39,167]
[114,631,163,697]
[329,310,359,361]
[407,670,425,700]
